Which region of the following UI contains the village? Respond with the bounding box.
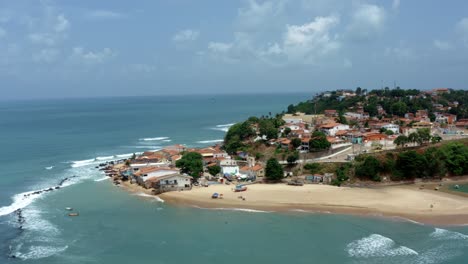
[104,87,468,196]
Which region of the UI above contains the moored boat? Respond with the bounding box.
[234,185,247,192]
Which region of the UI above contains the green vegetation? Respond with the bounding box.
[353,142,468,181]
[286,151,299,165]
[355,156,381,181]
[309,131,331,151]
[175,152,203,178]
[303,163,322,174]
[265,158,284,181]
[331,164,351,186]
[224,115,284,154]
[291,138,302,149]
[207,165,221,176]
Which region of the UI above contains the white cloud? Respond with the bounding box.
[208,42,233,53]
[32,49,60,63]
[173,29,199,42]
[71,47,116,64]
[433,40,452,50]
[54,14,69,33]
[237,0,286,31]
[347,4,386,40]
[28,13,70,46]
[0,27,6,38]
[281,15,340,63]
[457,17,468,45]
[85,10,125,20]
[392,0,400,10]
[29,33,56,46]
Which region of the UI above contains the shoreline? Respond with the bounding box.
[110,170,468,226]
[158,179,468,226]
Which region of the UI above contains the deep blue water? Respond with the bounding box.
[1,93,468,264]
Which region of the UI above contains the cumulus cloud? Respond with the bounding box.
[347,4,386,41]
[208,42,233,53]
[433,40,452,50]
[85,10,125,20]
[71,47,115,64]
[54,14,69,32]
[29,14,70,46]
[237,0,285,31]
[29,33,56,46]
[32,49,60,63]
[281,15,340,64]
[173,29,199,42]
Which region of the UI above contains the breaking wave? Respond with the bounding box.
[45,166,54,170]
[430,228,468,240]
[139,137,169,141]
[346,234,418,258]
[211,123,235,132]
[196,139,224,144]
[134,193,165,203]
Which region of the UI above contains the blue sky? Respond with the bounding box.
[1,0,468,100]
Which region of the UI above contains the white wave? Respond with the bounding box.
[96,155,115,161]
[217,123,235,127]
[94,176,110,182]
[45,166,54,170]
[211,123,235,132]
[430,228,468,240]
[0,190,49,217]
[134,193,165,203]
[139,137,169,141]
[193,206,270,213]
[162,139,172,142]
[346,234,418,258]
[196,139,224,144]
[132,146,162,149]
[116,153,134,158]
[15,245,68,260]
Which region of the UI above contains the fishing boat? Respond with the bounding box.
[234,185,247,192]
[212,193,219,199]
[68,212,79,217]
[65,207,73,211]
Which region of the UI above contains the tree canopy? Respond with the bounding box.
[175,152,203,178]
[265,158,284,181]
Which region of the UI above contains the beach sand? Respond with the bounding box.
[159,182,468,226]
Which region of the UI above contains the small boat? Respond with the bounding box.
[234,185,247,192]
[212,193,219,199]
[65,207,73,211]
[68,213,79,217]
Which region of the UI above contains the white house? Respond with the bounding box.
[320,123,350,136]
[157,174,193,193]
[382,124,400,134]
[220,159,239,175]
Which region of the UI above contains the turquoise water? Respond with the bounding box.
[451,184,468,193]
[1,94,468,263]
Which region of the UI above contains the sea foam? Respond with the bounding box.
[139,137,169,141]
[196,139,224,144]
[211,123,234,132]
[430,228,468,240]
[346,234,418,258]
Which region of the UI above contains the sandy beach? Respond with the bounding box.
[159,181,468,226]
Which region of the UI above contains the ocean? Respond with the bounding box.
[1,93,467,264]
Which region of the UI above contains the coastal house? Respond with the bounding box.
[320,123,350,136]
[220,159,239,176]
[134,167,180,188]
[239,164,265,180]
[412,121,433,130]
[156,174,193,193]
